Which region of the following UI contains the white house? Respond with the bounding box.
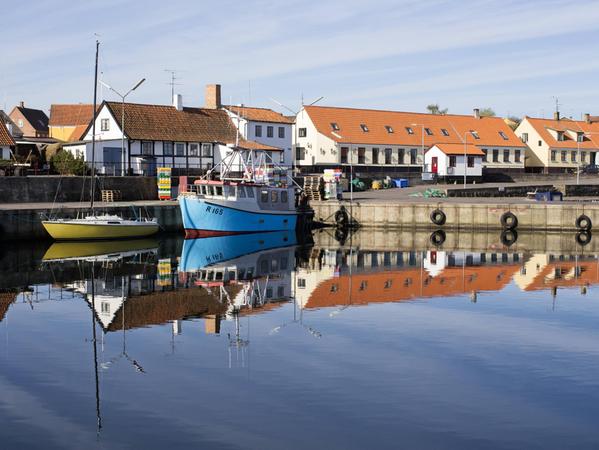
[224,105,293,167]
[294,105,526,175]
[64,85,278,176]
[514,113,599,173]
[424,143,484,179]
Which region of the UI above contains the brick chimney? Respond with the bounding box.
[473,108,480,119]
[584,113,591,124]
[554,111,560,121]
[205,84,221,109]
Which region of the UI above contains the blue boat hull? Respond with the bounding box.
[180,231,297,272]
[179,196,297,237]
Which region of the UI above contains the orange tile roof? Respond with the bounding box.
[0,122,15,146]
[432,143,484,156]
[225,105,294,124]
[524,117,599,150]
[49,104,96,126]
[304,105,526,148]
[69,124,89,142]
[305,264,520,309]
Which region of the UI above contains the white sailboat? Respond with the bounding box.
[42,40,158,241]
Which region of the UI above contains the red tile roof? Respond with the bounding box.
[0,122,15,146]
[49,104,96,126]
[225,105,294,124]
[524,117,599,150]
[303,106,526,148]
[433,143,485,156]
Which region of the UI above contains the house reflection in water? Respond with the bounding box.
[513,253,599,293]
[293,249,599,309]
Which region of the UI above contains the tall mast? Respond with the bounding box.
[90,40,99,211]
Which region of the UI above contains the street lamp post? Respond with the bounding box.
[99,78,146,176]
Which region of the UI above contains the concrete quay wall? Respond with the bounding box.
[0,176,158,204]
[0,203,182,240]
[313,228,599,253]
[311,200,599,232]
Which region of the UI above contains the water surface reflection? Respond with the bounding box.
[1,231,599,449]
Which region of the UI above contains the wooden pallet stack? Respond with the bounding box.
[101,189,122,203]
[303,176,324,201]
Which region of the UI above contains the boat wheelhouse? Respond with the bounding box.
[178,146,298,237]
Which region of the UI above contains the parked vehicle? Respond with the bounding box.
[581,164,599,174]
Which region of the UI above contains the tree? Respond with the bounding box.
[50,150,87,175]
[506,116,521,131]
[479,107,496,117]
[426,104,448,115]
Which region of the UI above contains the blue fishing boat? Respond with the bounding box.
[178,147,298,238]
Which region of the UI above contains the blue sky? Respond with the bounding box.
[3,0,599,119]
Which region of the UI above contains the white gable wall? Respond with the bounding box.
[82,104,124,141]
[295,109,338,166]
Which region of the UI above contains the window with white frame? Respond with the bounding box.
[298,128,307,137]
[201,143,213,157]
[189,143,199,156]
[163,142,173,156]
[142,141,153,155]
[175,143,185,156]
[101,118,110,131]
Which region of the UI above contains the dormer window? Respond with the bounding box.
[557,131,564,141]
[360,124,369,132]
[424,127,433,136]
[470,130,480,140]
[385,125,393,133]
[441,128,450,136]
[405,127,414,135]
[498,131,509,140]
[577,132,585,143]
[330,122,340,131]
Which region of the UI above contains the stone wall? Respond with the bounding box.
[312,200,599,232]
[0,176,158,203]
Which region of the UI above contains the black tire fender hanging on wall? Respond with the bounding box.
[576,230,592,246]
[575,214,592,231]
[334,208,349,227]
[430,209,446,226]
[500,211,518,230]
[500,229,518,247]
[430,229,446,247]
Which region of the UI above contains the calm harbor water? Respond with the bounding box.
[1,231,599,449]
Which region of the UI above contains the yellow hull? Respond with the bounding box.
[42,221,159,240]
[43,238,159,261]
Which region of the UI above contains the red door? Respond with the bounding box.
[431,157,438,174]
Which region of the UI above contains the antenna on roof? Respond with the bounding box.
[164,69,182,101]
[552,96,561,120]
